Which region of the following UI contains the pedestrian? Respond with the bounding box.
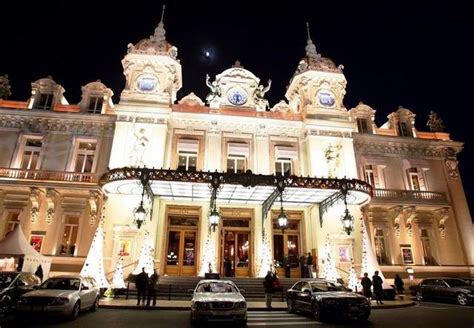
[263,270,275,308]
[299,255,306,278]
[372,271,384,305]
[146,269,159,307]
[394,274,404,298]
[224,257,232,277]
[283,255,291,278]
[135,267,149,306]
[306,252,313,278]
[360,272,372,301]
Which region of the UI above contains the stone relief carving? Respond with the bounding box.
[29,188,41,223]
[403,206,416,238]
[445,158,459,179]
[325,143,342,178]
[88,191,101,227]
[129,127,150,168]
[45,189,58,225]
[390,206,403,237]
[435,207,449,239]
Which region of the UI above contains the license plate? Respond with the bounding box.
[31,306,44,311]
[350,306,360,311]
[211,311,231,316]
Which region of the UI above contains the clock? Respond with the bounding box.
[227,88,248,106]
[318,91,335,107]
[137,75,158,92]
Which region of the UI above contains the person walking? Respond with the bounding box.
[306,252,313,278]
[360,272,372,301]
[372,271,384,304]
[394,274,404,299]
[146,269,159,307]
[135,267,149,306]
[263,270,275,308]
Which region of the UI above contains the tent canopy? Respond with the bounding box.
[0,225,47,258]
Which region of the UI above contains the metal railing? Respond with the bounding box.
[373,189,449,204]
[0,167,98,183]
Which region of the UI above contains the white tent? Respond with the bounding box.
[0,226,52,280]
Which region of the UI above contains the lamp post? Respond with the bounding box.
[340,179,354,235]
[209,204,220,232]
[277,193,288,233]
[133,188,147,229]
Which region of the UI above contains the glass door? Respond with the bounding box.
[272,216,301,278]
[165,229,197,276]
[221,230,250,277]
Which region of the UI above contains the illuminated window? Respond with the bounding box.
[374,228,388,265]
[87,96,104,114]
[356,118,370,134]
[275,146,297,175]
[226,143,248,174]
[407,167,426,191]
[17,137,43,170]
[34,93,54,110]
[73,141,97,173]
[397,121,410,136]
[59,216,79,256]
[363,164,384,188]
[177,139,199,172]
[420,229,436,265]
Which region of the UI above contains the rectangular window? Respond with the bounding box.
[19,137,43,170]
[87,96,104,114]
[374,228,388,265]
[397,121,410,136]
[420,229,436,265]
[357,118,369,134]
[35,93,54,110]
[275,146,297,175]
[73,141,97,173]
[226,143,248,174]
[275,158,292,175]
[5,212,20,237]
[407,167,426,191]
[59,215,79,256]
[177,139,199,172]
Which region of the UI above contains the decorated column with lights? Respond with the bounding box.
[111,257,126,289]
[360,219,390,288]
[347,258,362,292]
[198,229,218,276]
[321,234,340,283]
[133,231,155,276]
[80,206,109,288]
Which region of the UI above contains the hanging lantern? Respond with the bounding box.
[341,207,354,235]
[209,206,220,232]
[133,188,147,229]
[277,193,288,233]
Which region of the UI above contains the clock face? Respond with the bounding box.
[227,88,248,106]
[137,76,158,92]
[318,91,335,107]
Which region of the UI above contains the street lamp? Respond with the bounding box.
[277,193,288,233]
[133,188,147,229]
[340,179,354,235]
[209,204,220,232]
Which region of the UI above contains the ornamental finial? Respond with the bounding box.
[305,22,318,59]
[152,4,167,42]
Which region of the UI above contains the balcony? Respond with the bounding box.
[0,167,98,184]
[373,188,449,205]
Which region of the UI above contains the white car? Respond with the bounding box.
[190,279,247,326]
[17,275,100,320]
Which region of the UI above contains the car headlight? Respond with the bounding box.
[18,297,28,305]
[194,302,209,310]
[235,301,246,309]
[50,298,69,306]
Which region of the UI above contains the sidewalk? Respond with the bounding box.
[99,297,415,311]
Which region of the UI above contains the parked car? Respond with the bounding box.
[17,275,100,320]
[414,278,474,306]
[190,279,247,326]
[0,272,41,315]
[286,279,371,322]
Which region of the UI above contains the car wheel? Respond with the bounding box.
[70,301,80,320]
[287,299,296,313]
[312,302,324,322]
[456,293,468,306]
[415,291,423,302]
[90,297,99,312]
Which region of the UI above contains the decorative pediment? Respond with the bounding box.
[178,92,204,106]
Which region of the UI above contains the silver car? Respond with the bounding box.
[190,279,247,326]
[17,275,100,320]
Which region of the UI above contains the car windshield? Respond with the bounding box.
[311,282,347,292]
[40,278,80,290]
[444,279,469,287]
[0,272,18,288]
[196,282,237,293]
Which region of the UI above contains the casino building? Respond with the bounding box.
[0,16,472,280]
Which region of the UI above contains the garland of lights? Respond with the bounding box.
[321,234,340,283]
[132,231,155,276]
[111,257,126,289]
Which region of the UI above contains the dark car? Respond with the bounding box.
[286,279,371,322]
[414,278,474,306]
[0,272,41,315]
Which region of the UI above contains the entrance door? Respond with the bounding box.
[165,229,197,276]
[272,214,302,278]
[222,230,250,277]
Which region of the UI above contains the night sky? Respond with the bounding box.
[1,2,473,217]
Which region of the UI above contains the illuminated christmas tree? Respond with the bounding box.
[198,231,217,276]
[347,258,362,292]
[321,234,340,283]
[111,257,126,289]
[132,232,155,276]
[257,231,273,277]
[80,220,109,288]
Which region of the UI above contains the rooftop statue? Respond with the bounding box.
[0,74,12,99]
[205,74,222,105]
[254,79,272,110]
[426,110,445,132]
